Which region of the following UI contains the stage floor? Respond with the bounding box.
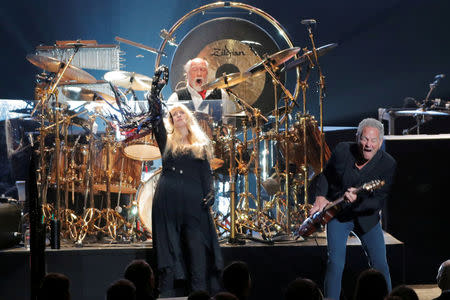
[0,231,404,300]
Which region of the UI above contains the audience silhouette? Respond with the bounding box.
[222,261,251,300]
[106,279,136,300]
[434,259,450,300]
[124,259,155,300]
[353,268,388,300]
[388,285,419,300]
[38,272,71,300]
[285,277,323,300]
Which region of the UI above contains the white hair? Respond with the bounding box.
[356,118,384,142]
[183,58,209,77]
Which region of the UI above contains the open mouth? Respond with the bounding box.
[195,78,203,85]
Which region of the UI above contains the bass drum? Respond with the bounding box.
[137,168,162,233]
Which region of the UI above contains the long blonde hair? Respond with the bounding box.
[164,103,213,161]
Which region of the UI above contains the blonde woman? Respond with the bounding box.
[150,102,223,297]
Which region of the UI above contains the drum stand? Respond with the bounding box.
[100,129,128,242]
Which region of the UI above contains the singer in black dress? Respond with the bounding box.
[150,102,223,297]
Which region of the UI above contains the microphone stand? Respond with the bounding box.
[304,22,327,172]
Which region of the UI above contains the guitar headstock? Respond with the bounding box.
[361,179,385,192]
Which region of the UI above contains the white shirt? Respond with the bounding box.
[167,85,237,123]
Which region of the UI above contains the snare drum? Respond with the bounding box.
[123,132,161,161]
[137,168,161,233]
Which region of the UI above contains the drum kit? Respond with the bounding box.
[26,45,163,245]
[23,3,339,245]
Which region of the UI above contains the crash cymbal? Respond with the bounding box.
[246,47,301,76]
[104,71,152,91]
[282,43,338,72]
[61,86,115,102]
[26,54,97,83]
[201,71,252,90]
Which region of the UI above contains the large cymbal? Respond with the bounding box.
[282,43,338,72]
[246,47,301,76]
[26,54,97,83]
[104,70,152,91]
[201,71,252,90]
[61,86,115,102]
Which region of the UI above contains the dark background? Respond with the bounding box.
[0,0,449,298]
[1,0,449,125]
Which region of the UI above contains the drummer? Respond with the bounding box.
[167,57,237,124]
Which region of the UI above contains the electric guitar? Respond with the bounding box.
[295,179,385,238]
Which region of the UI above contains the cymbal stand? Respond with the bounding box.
[60,119,79,241]
[227,125,244,244]
[77,116,101,245]
[236,121,255,213]
[304,22,327,171]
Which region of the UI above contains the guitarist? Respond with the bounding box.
[309,118,397,300]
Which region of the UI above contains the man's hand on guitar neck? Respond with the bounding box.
[344,187,358,203]
[310,196,330,216]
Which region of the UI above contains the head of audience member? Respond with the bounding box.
[353,268,388,300]
[437,259,450,292]
[222,261,251,300]
[356,118,384,163]
[124,259,155,300]
[106,279,136,300]
[213,292,239,300]
[285,277,323,300]
[184,58,209,92]
[388,285,419,300]
[38,272,71,300]
[188,290,211,300]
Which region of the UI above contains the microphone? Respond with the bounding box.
[301,19,317,26]
[431,74,445,86]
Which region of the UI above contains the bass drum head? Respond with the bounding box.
[170,17,284,115]
[137,168,162,233]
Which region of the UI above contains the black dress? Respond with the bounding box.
[150,116,223,295]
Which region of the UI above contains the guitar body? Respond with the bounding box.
[295,179,385,238]
[296,205,339,237]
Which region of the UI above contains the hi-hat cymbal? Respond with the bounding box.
[26,54,97,83]
[104,71,152,91]
[282,43,338,72]
[201,71,252,90]
[224,111,248,118]
[61,86,115,102]
[246,47,301,76]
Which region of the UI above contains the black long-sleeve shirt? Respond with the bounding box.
[315,142,397,234]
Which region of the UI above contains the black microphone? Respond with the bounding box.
[301,19,317,26]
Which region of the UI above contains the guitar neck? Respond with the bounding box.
[325,186,363,211]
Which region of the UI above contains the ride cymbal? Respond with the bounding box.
[201,71,252,90]
[282,43,338,72]
[104,71,152,91]
[246,47,300,76]
[62,86,115,102]
[26,54,97,83]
